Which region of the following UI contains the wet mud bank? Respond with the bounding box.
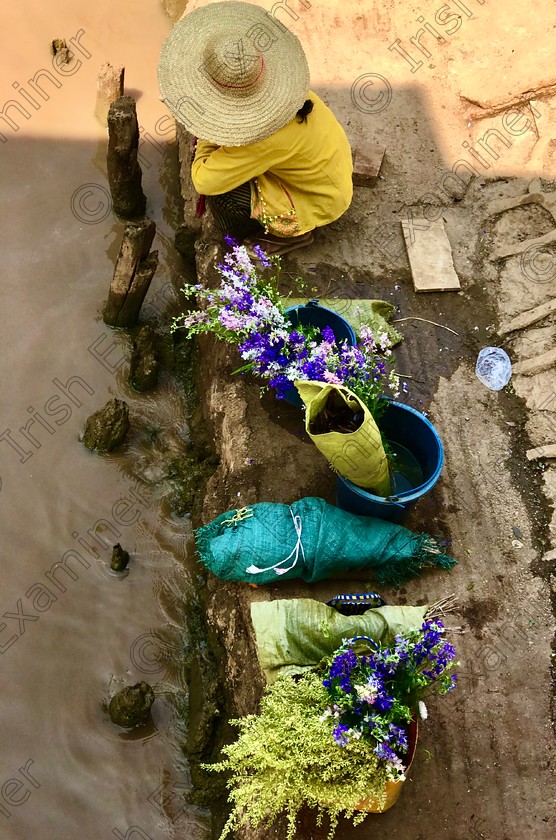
[178,272,337,838]
[170,132,340,837]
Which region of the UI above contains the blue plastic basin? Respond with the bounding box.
[283,301,357,406]
[336,399,444,523]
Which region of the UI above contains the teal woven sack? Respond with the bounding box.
[195,497,456,586]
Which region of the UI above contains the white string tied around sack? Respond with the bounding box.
[245,508,305,576]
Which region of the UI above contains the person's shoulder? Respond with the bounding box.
[304,91,337,124]
[306,90,326,109]
[257,92,331,149]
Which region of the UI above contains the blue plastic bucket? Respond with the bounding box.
[336,399,444,523]
[283,300,357,406]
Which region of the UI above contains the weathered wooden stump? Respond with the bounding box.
[103,218,158,327]
[95,62,125,127]
[129,324,160,391]
[107,95,147,218]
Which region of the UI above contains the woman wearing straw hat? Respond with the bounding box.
[158,1,353,257]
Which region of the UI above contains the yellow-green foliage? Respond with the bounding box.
[205,671,389,840]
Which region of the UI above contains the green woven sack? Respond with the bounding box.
[250,599,428,683]
[294,380,391,496]
[195,497,456,587]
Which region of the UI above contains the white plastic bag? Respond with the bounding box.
[475,347,512,391]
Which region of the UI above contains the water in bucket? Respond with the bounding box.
[388,440,424,495]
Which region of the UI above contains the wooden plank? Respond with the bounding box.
[513,347,556,376]
[401,214,461,292]
[485,187,556,224]
[499,297,556,335]
[526,444,556,460]
[493,228,556,259]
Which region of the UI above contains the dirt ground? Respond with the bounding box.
[164,2,556,839]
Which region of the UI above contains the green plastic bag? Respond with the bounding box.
[250,599,428,683]
[294,380,391,496]
[195,497,456,587]
[283,297,403,347]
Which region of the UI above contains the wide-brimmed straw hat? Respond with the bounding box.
[157,1,310,146]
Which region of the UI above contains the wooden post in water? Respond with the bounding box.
[103,218,158,327]
[95,62,125,127]
[107,95,147,218]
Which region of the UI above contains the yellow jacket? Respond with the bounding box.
[191,91,353,236]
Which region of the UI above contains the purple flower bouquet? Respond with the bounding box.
[171,241,403,412]
[323,619,457,785]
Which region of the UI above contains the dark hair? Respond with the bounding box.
[296,98,314,123]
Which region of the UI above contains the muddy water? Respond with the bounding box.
[0,3,208,839]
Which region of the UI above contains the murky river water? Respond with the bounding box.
[1,3,208,838]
